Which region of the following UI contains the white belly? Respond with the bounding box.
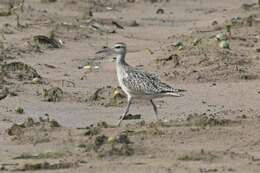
[116,67,130,97]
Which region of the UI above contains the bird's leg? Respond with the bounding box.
[117,97,132,126]
[150,99,159,121]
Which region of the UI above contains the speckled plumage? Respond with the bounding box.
[119,65,182,98]
[109,43,185,126]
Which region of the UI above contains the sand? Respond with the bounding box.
[0,0,260,172]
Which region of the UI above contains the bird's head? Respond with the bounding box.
[96,42,127,56]
[112,42,127,55]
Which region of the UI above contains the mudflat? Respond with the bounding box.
[0,0,260,172]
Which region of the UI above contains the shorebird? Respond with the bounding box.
[97,42,186,126]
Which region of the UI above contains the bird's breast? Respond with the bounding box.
[116,66,129,95]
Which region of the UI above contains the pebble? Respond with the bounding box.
[107,136,116,144]
[93,66,99,70]
[251,153,260,161]
[156,8,164,14]
[32,77,41,84]
[113,90,120,97]
[15,107,24,114]
[128,20,139,27]
[83,65,91,70]
[148,154,155,159]
[211,20,218,25]
[216,33,227,41]
[219,41,230,49]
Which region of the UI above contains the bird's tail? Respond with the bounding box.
[163,88,186,97]
[164,92,184,97]
[172,88,187,92]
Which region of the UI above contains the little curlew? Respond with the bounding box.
[97,43,186,126]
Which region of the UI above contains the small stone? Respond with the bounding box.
[49,119,61,127]
[140,120,145,126]
[162,119,169,123]
[83,65,91,70]
[156,8,164,14]
[93,66,100,72]
[192,38,201,46]
[173,41,183,47]
[177,45,184,50]
[216,33,227,41]
[116,134,130,144]
[219,41,230,49]
[32,77,41,84]
[148,154,155,158]
[82,9,93,20]
[128,20,139,27]
[78,144,87,148]
[113,90,120,97]
[97,121,108,128]
[212,20,218,25]
[107,136,116,144]
[252,153,260,161]
[241,114,247,119]
[94,135,108,147]
[15,107,24,114]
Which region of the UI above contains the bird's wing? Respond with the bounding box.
[123,68,185,95]
[130,68,160,81]
[122,68,177,95]
[122,70,159,95]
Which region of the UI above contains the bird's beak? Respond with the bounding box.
[95,47,115,55]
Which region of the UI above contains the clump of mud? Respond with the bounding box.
[77,122,134,158]
[0,61,41,80]
[85,85,126,107]
[86,133,134,158]
[43,87,63,102]
[30,35,62,49]
[185,113,240,128]
[12,161,77,171]
[6,116,61,144]
[83,123,104,136]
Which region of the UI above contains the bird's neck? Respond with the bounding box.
[116,53,127,65]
